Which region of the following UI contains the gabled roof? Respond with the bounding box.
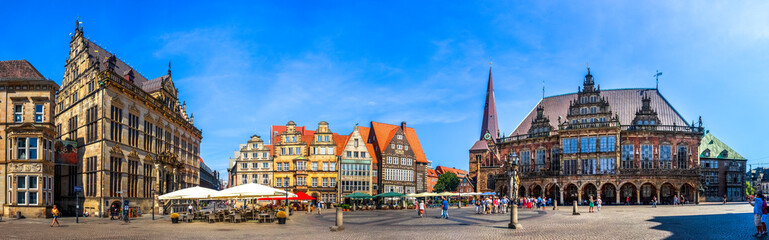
[435,166,468,177]
[470,140,489,151]
[699,132,746,160]
[511,88,689,136]
[358,126,378,164]
[271,125,314,144]
[85,39,151,85]
[333,133,350,156]
[141,75,169,93]
[265,144,274,156]
[426,168,438,178]
[0,60,47,81]
[370,121,428,164]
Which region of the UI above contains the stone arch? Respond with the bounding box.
[600,183,616,205]
[660,182,677,204]
[640,182,657,204]
[545,183,560,202]
[619,182,637,205]
[564,183,579,204]
[582,183,598,203]
[518,185,526,199]
[531,184,543,198]
[680,183,695,204]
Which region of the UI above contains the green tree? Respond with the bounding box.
[434,172,460,193]
[747,181,755,195]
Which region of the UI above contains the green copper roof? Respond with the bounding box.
[698,132,746,160]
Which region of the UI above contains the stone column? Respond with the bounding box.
[636,188,641,205]
[577,190,582,205]
[330,207,345,231]
[656,188,660,204]
[615,189,620,204]
[559,188,564,205]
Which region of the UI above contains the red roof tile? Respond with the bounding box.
[332,133,350,156]
[370,121,428,164]
[435,166,468,177]
[0,60,47,81]
[357,126,378,164]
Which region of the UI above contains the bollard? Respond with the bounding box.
[330,207,345,231]
[572,200,580,215]
[553,200,558,210]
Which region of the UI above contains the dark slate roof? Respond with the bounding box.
[511,88,689,136]
[85,39,150,85]
[0,60,47,81]
[470,140,489,151]
[141,75,169,93]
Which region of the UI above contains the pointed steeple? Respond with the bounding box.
[480,67,499,142]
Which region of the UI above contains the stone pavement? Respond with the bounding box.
[0,203,754,239]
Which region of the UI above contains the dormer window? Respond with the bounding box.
[590,96,597,103]
[397,135,403,140]
[590,107,597,114]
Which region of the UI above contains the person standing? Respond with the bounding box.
[441,197,449,219]
[749,193,767,237]
[596,197,602,212]
[50,205,61,227]
[625,196,630,205]
[723,195,728,204]
[188,204,193,214]
[680,195,685,205]
[418,200,425,218]
[673,195,678,206]
[652,196,657,208]
[317,201,322,215]
[588,196,595,213]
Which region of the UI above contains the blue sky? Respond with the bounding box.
[2,1,768,175]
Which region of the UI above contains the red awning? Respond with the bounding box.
[257,191,315,201]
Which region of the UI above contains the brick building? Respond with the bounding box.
[425,168,438,192]
[470,68,704,205]
[368,121,428,194]
[699,132,746,202]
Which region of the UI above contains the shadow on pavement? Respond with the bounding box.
[648,212,752,239]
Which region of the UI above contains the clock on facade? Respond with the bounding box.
[484,132,491,140]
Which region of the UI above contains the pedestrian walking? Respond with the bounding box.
[723,195,728,204]
[673,195,678,206]
[50,205,60,227]
[625,196,630,205]
[317,201,322,215]
[475,198,480,214]
[418,200,425,218]
[749,193,767,237]
[588,196,595,213]
[441,197,449,219]
[680,195,685,205]
[652,196,657,208]
[596,197,602,212]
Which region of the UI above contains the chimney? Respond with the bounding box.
[401,121,407,130]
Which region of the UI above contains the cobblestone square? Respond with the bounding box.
[0,203,753,239]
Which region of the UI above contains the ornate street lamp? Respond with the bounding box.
[508,152,522,229]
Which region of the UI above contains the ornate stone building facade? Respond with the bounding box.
[1,60,59,218]
[54,22,201,216]
[271,121,341,204]
[470,68,704,205]
[231,135,273,187]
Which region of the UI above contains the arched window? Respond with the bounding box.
[487,174,495,190]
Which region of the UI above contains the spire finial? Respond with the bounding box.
[654,70,663,89]
[168,60,172,76]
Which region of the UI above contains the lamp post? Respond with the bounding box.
[152,189,156,220]
[508,152,522,229]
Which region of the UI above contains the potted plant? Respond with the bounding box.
[276,211,287,224]
[170,213,179,223]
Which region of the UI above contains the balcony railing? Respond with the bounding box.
[559,121,619,130]
[99,70,202,137]
[620,125,703,134]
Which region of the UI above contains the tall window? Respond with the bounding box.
[110,106,123,142]
[660,145,672,169]
[155,126,163,151]
[14,104,23,123]
[110,157,122,197]
[570,138,578,153]
[68,115,78,141]
[563,139,571,154]
[551,149,561,171]
[677,146,688,169]
[580,137,589,153]
[143,163,153,198]
[86,106,98,143]
[143,121,154,151]
[127,114,139,147]
[607,136,616,151]
[535,149,546,169]
[564,160,577,175]
[262,174,269,185]
[581,159,596,175]
[621,145,634,169]
[588,137,596,153]
[85,156,97,197]
[252,174,258,183]
[600,136,608,152]
[322,162,329,171]
[34,104,44,123]
[312,178,318,187]
[641,144,653,169]
[520,151,531,172]
[276,178,283,187]
[127,160,138,198]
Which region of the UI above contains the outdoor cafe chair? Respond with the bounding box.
[233,213,242,223]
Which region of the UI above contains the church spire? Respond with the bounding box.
[480,66,499,142]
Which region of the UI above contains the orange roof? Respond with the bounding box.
[357,126,377,164]
[435,166,468,177]
[199,157,205,165]
[265,144,274,156]
[426,168,439,178]
[271,125,314,144]
[369,121,428,164]
[332,133,350,156]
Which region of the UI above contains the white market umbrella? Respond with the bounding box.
[212,183,296,199]
[158,186,220,200]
